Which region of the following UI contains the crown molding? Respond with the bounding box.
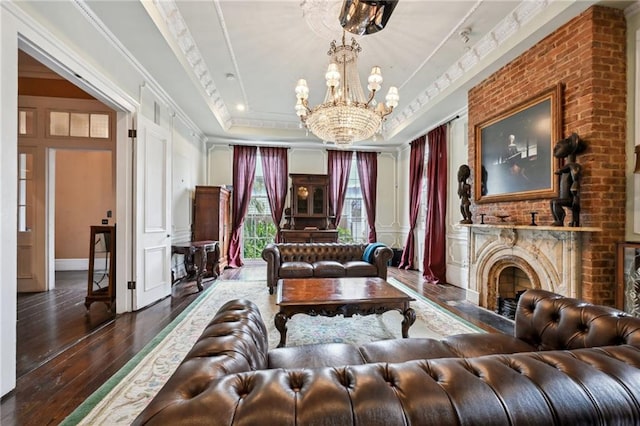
[70,0,207,142]
[386,0,549,137]
[148,0,233,130]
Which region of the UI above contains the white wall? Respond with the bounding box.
[396,144,411,253]
[446,115,470,289]
[171,118,206,244]
[0,5,19,398]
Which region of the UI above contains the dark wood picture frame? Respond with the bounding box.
[474,84,562,203]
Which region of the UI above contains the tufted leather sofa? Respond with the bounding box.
[261,242,393,294]
[133,290,640,425]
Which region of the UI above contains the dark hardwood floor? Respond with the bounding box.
[0,261,512,425]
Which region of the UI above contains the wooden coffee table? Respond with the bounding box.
[275,277,416,347]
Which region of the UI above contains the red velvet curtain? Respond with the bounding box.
[328,150,353,228]
[260,147,288,243]
[228,145,257,268]
[356,151,377,243]
[423,125,448,283]
[398,136,426,269]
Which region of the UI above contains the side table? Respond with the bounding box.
[171,240,220,291]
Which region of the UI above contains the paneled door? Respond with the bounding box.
[17,145,46,292]
[132,115,172,309]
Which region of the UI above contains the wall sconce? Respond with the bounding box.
[635,145,640,174]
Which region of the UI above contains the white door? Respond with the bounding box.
[132,115,172,309]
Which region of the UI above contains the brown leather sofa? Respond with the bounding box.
[261,242,393,294]
[133,289,640,425]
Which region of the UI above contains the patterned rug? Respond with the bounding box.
[62,278,483,425]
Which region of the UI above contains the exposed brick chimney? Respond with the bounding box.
[467,6,626,306]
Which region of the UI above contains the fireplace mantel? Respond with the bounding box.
[462,224,600,309]
[465,224,601,233]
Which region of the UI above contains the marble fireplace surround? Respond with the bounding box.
[466,224,600,311]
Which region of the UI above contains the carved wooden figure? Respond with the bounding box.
[550,133,586,227]
[457,164,473,224]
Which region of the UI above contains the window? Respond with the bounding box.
[243,156,277,258]
[18,109,35,136]
[421,145,431,220]
[336,157,367,243]
[17,152,33,233]
[48,110,110,138]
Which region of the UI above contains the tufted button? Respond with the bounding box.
[335,367,354,388]
[288,371,306,392]
[614,335,627,345]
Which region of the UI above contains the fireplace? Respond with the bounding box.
[466,224,599,312]
[495,266,533,319]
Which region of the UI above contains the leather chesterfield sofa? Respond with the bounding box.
[261,242,393,294]
[134,289,640,425]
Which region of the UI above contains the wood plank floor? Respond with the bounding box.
[0,261,512,425]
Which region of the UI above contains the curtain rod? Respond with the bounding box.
[227,144,291,149]
[407,113,461,145]
[434,114,459,130]
[326,149,381,154]
[225,144,380,153]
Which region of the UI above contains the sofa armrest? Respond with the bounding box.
[372,245,393,280]
[262,243,281,294]
[133,299,268,425]
[515,289,640,350]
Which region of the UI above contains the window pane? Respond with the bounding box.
[18,152,32,180]
[18,206,28,232]
[50,111,69,136]
[337,157,367,243]
[70,113,90,137]
[18,152,33,232]
[90,114,110,138]
[243,159,277,258]
[19,110,35,135]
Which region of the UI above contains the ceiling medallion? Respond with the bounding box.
[300,0,344,40]
[295,32,399,148]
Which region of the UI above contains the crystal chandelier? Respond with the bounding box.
[295,32,399,148]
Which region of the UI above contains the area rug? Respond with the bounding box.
[63,278,483,425]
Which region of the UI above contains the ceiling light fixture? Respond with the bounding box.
[339,0,398,36]
[295,32,399,148]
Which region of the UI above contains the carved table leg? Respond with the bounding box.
[401,307,416,338]
[275,312,288,348]
[195,246,206,292]
[209,243,220,279]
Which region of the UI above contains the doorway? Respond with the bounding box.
[16,51,118,377]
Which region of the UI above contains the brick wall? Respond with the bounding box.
[467,6,626,306]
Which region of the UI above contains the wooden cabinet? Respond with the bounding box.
[288,174,331,230]
[283,174,338,243]
[281,229,338,243]
[293,175,327,218]
[193,186,231,270]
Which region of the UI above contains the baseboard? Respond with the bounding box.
[55,258,88,271]
[466,288,480,305]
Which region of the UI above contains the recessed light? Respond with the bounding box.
[226,73,236,80]
[236,104,245,112]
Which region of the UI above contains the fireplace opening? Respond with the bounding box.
[496,266,533,319]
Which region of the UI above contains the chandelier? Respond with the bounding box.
[294,32,399,148]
